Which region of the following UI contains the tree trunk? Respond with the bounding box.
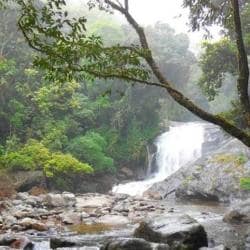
[105,0,250,147]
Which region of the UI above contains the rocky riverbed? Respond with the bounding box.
[0,192,249,250]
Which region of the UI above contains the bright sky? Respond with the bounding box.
[68,0,220,52]
[129,0,189,31]
[128,0,220,52]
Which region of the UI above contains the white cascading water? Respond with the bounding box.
[112,122,205,196]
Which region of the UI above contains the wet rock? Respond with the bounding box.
[19,218,48,231]
[62,192,76,207]
[59,212,82,225]
[119,167,134,179]
[50,237,77,249]
[143,190,162,200]
[81,211,90,219]
[245,235,250,250]
[57,247,99,250]
[50,237,89,249]
[134,214,207,250]
[0,235,33,250]
[16,192,30,200]
[10,236,34,249]
[3,215,17,228]
[44,193,66,207]
[199,245,228,250]
[148,138,250,202]
[97,215,129,225]
[223,199,250,224]
[112,203,129,213]
[76,195,113,209]
[101,238,170,250]
[113,194,129,202]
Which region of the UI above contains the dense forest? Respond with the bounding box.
[0,1,249,250]
[0,0,249,191]
[0,4,201,189]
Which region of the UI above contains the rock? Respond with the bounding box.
[199,245,228,250]
[16,192,30,200]
[119,167,134,179]
[19,218,48,231]
[57,248,99,250]
[101,238,170,250]
[223,199,250,224]
[134,214,207,250]
[62,192,76,207]
[3,215,17,227]
[59,212,82,225]
[0,235,33,250]
[50,238,76,249]
[76,195,113,209]
[143,190,162,200]
[112,203,129,213]
[44,193,66,207]
[97,215,129,225]
[245,235,250,250]
[55,247,99,250]
[148,138,250,202]
[81,211,90,219]
[50,237,87,249]
[10,171,44,192]
[10,236,34,250]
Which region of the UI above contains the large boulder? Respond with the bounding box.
[0,235,33,250]
[223,198,250,224]
[134,214,207,250]
[101,238,169,250]
[43,192,76,207]
[147,139,250,202]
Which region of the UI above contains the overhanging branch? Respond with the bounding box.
[104,0,250,147]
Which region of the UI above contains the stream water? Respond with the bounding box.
[112,122,206,196]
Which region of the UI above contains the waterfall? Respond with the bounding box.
[112,122,206,196]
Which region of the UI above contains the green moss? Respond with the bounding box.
[240,178,250,190]
[182,175,194,186]
[195,165,203,171]
[211,153,248,167]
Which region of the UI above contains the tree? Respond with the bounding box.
[195,1,250,127]
[2,0,250,146]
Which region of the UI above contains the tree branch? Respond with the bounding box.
[124,0,128,11]
[104,0,250,147]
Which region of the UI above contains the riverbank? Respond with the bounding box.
[0,191,249,249]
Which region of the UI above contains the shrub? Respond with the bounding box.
[67,132,114,172]
[240,178,250,190]
[1,139,50,171]
[1,139,93,177]
[44,153,93,177]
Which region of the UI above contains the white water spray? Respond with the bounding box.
[112,122,205,196]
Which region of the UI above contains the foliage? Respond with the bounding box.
[199,39,237,100]
[1,139,50,171]
[44,152,93,177]
[0,139,93,177]
[240,177,250,190]
[211,153,248,167]
[67,132,114,172]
